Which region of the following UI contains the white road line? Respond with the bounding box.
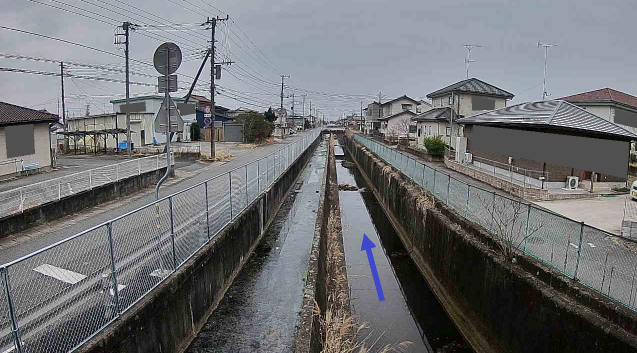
[588,243,597,248]
[33,264,87,285]
[569,243,579,249]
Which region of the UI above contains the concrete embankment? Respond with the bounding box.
[295,134,351,353]
[77,135,321,353]
[344,133,637,353]
[0,166,172,238]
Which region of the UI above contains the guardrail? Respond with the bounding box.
[0,130,320,353]
[0,154,173,219]
[354,133,637,314]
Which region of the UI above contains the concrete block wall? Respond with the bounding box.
[345,135,637,353]
[77,135,321,353]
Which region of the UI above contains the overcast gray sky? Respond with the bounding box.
[1,0,635,120]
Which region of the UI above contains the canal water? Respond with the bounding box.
[186,138,327,353]
[336,149,473,353]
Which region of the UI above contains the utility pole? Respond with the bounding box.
[60,62,67,151]
[115,22,136,157]
[205,16,230,159]
[462,44,482,79]
[291,93,295,117]
[360,101,364,132]
[538,41,557,101]
[309,100,312,127]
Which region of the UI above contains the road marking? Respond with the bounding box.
[588,243,596,248]
[33,264,87,284]
[569,243,579,249]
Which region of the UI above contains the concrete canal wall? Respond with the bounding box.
[77,135,321,353]
[344,134,637,353]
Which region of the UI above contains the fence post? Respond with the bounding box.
[106,222,121,316]
[491,191,496,232]
[156,155,159,170]
[58,179,61,200]
[524,204,531,252]
[446,174,451,204]
[116,163,119,181]
[168,196,176,269]
[204,181,210,240]
[465,184,471,218]
[257,160,260,193]
[433,169,437,195]
[89,169,92,188]
[229,173,234,220]
[573,221,585,280]
[138,159,141,175]
[3,268,22,353]
[245,166,249,207]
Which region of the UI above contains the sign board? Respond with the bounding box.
[153,43,182,75]
[214,121,223,128]
[154,97,184,133]
[204,113,212,118]
[215,65,221,80]
[204,106,211,114]
[158,75,178,93]
[203,117,212,127]
[176,103,196,116]
[119,102,146,113]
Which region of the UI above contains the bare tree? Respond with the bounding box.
[476,191,545,259]
[385,118,412,143]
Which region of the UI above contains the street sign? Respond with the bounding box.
[154,97,184,133]
[153,43,182,75]
[203,117,212,127]
[204,106,211,114]
[177,103,196,116]
[204,113,212,118]
[158,75,178,93]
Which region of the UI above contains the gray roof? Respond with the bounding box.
[427,78,514,99]
[378,110,416,121]
[456,100,637,140]
[411,107,455,122]
[380,95,419,106]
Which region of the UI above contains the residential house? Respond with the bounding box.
[227,107,258,119]
[0,102,57,176]
[454,100,637,190]
[66,113,120,151]
[560,88,637,150]
[273,108,290,138]
[378,95,419,140]
[416,100,433,114]
[412,108,458,148]
[422,78,514,150]
[363,102,381,135]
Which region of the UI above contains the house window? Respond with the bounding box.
[445,127,451,136]
[409,125,417,133]
[448,95,454,105]
[418,128,421,137]
[401,104,412,111]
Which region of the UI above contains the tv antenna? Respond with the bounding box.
[462,44,481,79]
[538,41,557,101]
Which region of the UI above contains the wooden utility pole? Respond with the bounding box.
[205,15,230,159]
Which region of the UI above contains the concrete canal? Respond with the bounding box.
[186,138,328,352]
[335,145,473,353]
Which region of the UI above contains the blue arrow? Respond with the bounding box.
[361,234,385,301]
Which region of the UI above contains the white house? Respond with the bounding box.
[0,102,57,176]
[273,108,290,138]
[422,78,514,150]
[378,95,419,140]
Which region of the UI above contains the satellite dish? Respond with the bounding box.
[153,42,182,76]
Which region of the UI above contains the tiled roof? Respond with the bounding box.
[455,100,637,140]
[0,101,58,125]
[427,78,514,99]
[378,110,416,121]
[379,95,419,106]
[411,107,455,122]
[560,88,637,110]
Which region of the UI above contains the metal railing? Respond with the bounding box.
[445,147,549,189]
[0,154,174,219]
[355,133,637,314]
[0,130,320,353]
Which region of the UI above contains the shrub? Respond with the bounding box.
[235,112,273,143]
[423,135,446,156]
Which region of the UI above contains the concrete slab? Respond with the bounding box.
[534,195,627,235]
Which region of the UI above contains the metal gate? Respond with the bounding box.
[224,123,244,142]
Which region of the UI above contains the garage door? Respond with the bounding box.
[224,123,244,142]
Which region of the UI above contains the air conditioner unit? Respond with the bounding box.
[465,153,472,163]
[566,176,579,190]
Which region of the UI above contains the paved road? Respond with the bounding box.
[0,130,317,264]
[0,131,319,352]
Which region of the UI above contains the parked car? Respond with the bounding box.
[632,180,637,201]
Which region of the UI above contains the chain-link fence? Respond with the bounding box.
[0,131,320,353]
[354,133,637,313]
[0,154,173,219]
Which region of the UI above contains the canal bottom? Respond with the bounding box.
[336,151,473,353]
[186,139,327,353]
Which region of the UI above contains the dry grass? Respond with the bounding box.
[214,150,232,161]
[237,143,257,149]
